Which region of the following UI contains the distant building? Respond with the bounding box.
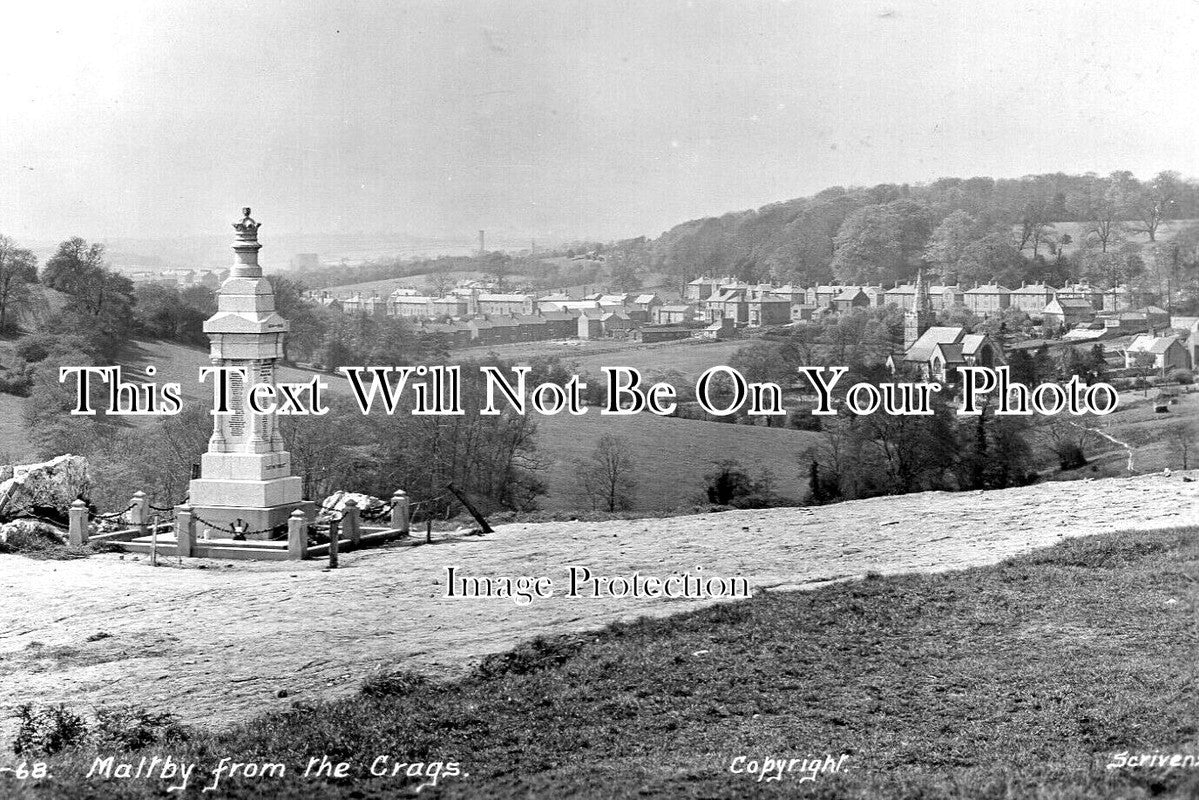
[1009,283,1056,315]
[1041,297,1095,331]
[654,304,692,325]
[748,298,792,327]
[963,283,1011,316]
[1124,334,1191,373]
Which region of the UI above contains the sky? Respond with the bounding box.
[1,0,1197,247]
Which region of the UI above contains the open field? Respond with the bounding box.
[453,335,749,381]
[2,474,1197,797]
[536,411,816,511]
[1015,218,1197,259]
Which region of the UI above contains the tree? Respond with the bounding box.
[0,235,38,332]
[41,237,106,299]
[923,210,977,281]
[1128,171,1181,242]
[955,232,1026,286]
[1165,421,1196,470]
[574,434,637,512]
[831,204,902,284]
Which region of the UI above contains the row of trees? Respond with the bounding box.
[635,171,1199,311]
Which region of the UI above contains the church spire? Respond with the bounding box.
[905,267,933,350]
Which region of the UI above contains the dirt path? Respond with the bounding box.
[2,472,1197,742]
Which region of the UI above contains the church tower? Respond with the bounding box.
[186,208,314,537]
[904,268,933,350]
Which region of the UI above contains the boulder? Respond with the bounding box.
[0,518,66,547]
[320,491,384,516]
[0,455,93,522]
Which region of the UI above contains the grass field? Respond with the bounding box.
[11,525,1197,798]
[536,410,817,511]
[1015,218,1197,260]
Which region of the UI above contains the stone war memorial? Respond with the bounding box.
[187,208,315,536]
[61,209,410,561]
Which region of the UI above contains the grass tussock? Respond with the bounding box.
[8,526,1199,799]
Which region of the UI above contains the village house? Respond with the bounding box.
[684,277,722,302]
[1009,283,1056,316]
[429,295,470,317]
[807,285,844,309]
[768,285,807,303]
[540,310,578,338]
[631,293,661,316]
[1055,283,1105,308]
[654,304,693,325]
[477,293,534,316]
[963,283,1011,316]
[387,293,433,318]
[343,291,388,317]
[832,287,870,313]
[1041,297,1095,331]
[706,289,749,324]
[601,311,635,336]
[747,297,792,327]
[1124,334,1191,374]
[790,303,818,322]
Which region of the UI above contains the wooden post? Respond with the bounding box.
[68,499,89,547]
[446,482,493,533]
[391,490,410,537]
[343,499,361,549]
[175,504,194,558]
[129,490,149,535]
[287,509,308,560]
[426,517,432,544]
[328,516,339,569]
[150,515,159,567]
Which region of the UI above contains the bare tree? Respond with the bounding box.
[574,434,637,512]
[1166,421,1196,470]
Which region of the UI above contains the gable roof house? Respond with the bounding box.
[1041,297,1095,331]
[1124,334,1191,374]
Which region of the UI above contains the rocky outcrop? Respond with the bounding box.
[320,491,384,516]
[0,455,93,522]
[0,518,65,547]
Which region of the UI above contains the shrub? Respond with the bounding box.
[93,706,184,750]
[1168,369,1194,385]
[361,670,432,698]
[12,704,88,756]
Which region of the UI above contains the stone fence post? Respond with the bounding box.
[175,504,195,558]
[391,490,409,537]
[129,490,149,534]
[343,499,361,549]
[287,509,308,560]
[68,500,89,547]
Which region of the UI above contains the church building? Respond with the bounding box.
[887,270,1005,383]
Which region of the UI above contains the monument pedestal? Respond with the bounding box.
[185,208,318,543]
[186,497,315,540]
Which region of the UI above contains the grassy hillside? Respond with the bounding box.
[15,525,1198,798]
[536,411,816,512]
